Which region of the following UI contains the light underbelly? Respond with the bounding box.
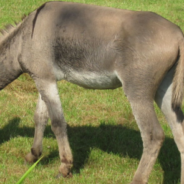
[54,69,122,89]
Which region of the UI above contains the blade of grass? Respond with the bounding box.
[16,156,44,184]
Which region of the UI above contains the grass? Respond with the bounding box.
[0,0,184,184]
[16,156,44,184]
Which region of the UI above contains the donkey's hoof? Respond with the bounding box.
[59,163,73,178]
[25,152,38,164]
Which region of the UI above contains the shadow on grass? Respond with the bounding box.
[0,118,180,184]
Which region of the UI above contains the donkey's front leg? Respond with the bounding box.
[35,80,73,177]
[25,94,49,163]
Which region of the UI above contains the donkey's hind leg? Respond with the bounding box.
[117,74,164,184]
[129,100,164,184]
[34,79,73,177]
[155,67,184,184]
[25,93,49,163]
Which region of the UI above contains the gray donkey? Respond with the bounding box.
[1,1,184,184]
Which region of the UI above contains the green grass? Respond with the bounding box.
[0,0,184,184]
[16,156,44,184]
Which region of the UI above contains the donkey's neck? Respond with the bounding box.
[0,23,24,89]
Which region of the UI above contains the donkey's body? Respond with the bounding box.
[1,1,184,183]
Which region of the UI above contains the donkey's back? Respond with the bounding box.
[1,2,184,183]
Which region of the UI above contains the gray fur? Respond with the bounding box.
[1,2,184,183]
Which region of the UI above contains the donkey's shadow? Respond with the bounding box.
[0,117,180,184]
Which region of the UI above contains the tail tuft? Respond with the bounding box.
[172,39,184,109]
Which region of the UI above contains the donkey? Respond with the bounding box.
[1,1,184,183]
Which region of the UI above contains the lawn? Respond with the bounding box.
[0,0,184,184]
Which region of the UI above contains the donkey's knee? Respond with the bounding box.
[142,127,165,153]
[131,101,165,152]
[51,118,66,136]
[34,110,48,126]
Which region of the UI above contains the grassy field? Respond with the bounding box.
[0,0,184,183]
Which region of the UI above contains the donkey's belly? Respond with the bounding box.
[67,71,122,89]
[55,69,122,89]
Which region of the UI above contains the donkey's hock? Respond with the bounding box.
[1,1,184,183]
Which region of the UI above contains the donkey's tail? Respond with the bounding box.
[172,39,184,109]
